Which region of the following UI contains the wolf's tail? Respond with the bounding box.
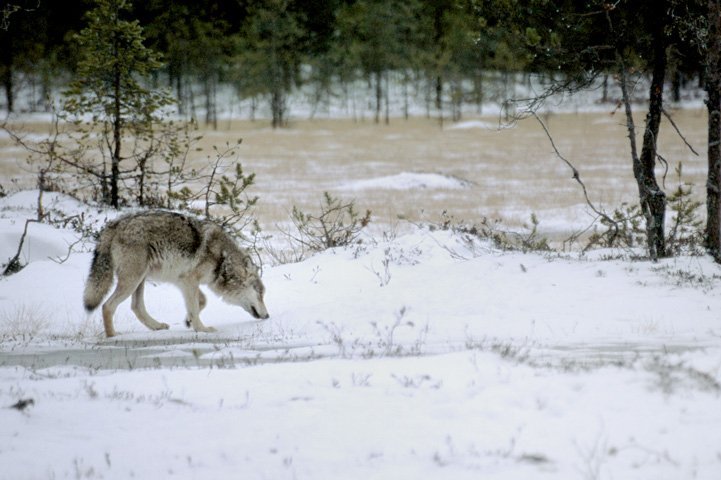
[83,229,115,312]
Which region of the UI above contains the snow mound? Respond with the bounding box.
[0,219,83,266]
[0,191,116,269]
[0,190,97,218]
[339,172,472,191]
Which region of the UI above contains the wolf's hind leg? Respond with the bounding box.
[181,283,216,333]
[185,289,207,328]
[131,280,170,331]
[102,266,146,338]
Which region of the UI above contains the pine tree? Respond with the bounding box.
[64,0,172,208]
[233,0,305,129]
[335,0,421,124]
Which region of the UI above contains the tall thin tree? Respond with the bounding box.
[635,2,669,259]
[705,0,721,259]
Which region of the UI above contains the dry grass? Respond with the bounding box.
[1,109,708,239]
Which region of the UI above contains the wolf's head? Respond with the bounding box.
[211,251,270,320]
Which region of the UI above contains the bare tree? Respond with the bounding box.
[606,4,668,260]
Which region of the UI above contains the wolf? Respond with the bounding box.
[83,210,269,338]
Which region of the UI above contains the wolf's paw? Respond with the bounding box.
[155,322,170,330]
[195,325,217,334]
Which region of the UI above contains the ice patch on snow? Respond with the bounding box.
[339,172,473,191]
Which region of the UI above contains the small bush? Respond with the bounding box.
[584,163,704,256]
[169,140,260,246]
[665,165,703,256]
[0,304,50,340]
[287,192,371,252]
[430,211,551,253]
[584,202,645,251]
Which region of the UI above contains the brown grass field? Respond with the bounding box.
[0,108,709,242]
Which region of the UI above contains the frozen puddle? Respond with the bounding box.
[0,338,711,371]
[0,337,330,370]
[535,341,712,368]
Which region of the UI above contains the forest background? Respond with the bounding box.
[1,0,720,261]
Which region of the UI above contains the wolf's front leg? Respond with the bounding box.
[180,282,216,333]
[185,289,207,328]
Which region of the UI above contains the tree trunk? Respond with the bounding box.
[2,68,12,113]
[435,75,443,111]
[473,69,484,114]
[176,75,183,115]
[672,70,682,103]
[137,158,146,206]
[705,0,721,260]
[433,3,444,114]
[271,88,284,129]
[111,34,122,209]
[384,71,390,125]
[1,31,13,113]
[374,70,382,124]
[204,73,217,130]
[402,72,409,120]
[636,19,668,260]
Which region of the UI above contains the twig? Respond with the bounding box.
[662,108,700,156]
[505,73,600,124]
[531,111,618,230]
[656,152,669,189]
[49,237,84,265]
[2,219,38,276]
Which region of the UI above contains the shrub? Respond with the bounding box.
[287,192,371,251]
[169,139,260,245]
[665,165,703,256]
[584,202,645,251]
[584,163,704,256]
[430,211,551,253]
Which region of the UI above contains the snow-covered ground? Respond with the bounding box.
[1,191,720,479]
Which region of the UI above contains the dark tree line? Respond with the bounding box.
[5,0,703,124]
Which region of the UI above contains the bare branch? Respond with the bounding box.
[49,237,84,265]
[656,152,670,189]
[662,108,700,156]
[504,72,602,124]
[2,219,38,276]
[531,111,621,244]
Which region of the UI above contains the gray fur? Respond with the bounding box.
[83,210,269,337]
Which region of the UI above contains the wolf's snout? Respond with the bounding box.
[251,305,270,320]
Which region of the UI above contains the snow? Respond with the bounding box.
[446,120,498,130]
[1,191,720,479]
[338,172,473,191]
